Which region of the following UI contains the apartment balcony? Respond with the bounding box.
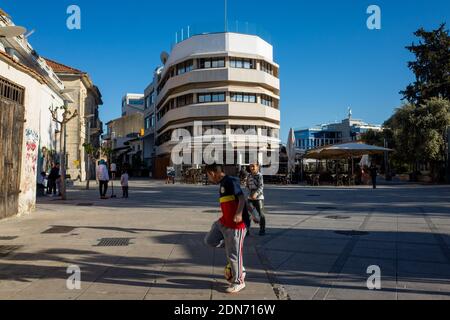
[157,68,280,103]
[156,102,280,132]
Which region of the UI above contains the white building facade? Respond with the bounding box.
[147,32,281,178]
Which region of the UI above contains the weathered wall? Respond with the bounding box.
[0,59,63,216]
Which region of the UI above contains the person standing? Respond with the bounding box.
[96,160,110,199]
[204,164,247,294]
[121,170,129,199]
[246,162,267,236]
[47,163,60,196]
[370,164,378,189]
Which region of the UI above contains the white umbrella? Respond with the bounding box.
[287,128,296,175]
[305,142,393,176]
[305,142,393,160]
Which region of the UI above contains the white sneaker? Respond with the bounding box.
[225,265,246,284]
[226,282,246,294]
[216,240,225,248]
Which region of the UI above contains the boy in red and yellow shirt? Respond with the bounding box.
[204,164,247,294]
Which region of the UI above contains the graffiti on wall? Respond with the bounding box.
[23,129,39,191]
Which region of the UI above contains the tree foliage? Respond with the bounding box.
[360,130,385,147]
[385,98,450,171]
[401,23,450,104]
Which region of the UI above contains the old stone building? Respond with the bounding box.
[44,59,103,182]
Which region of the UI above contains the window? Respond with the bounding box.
[230,58,255,69]
[129,98,144,106]
[198,58,225,69]
[261,95,274,107]
[231,92,257,103]
[145,93,155,109]
[261,61,274,75]
[176,94,194,107]
[202,125,226,135]
[176,60,193,75]
[145,113,155,130]
[231,126,258,135]
[198,92,226,104]
[0,76,25,105]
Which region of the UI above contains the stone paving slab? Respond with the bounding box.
[0,181,450,300]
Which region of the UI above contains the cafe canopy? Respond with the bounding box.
[305,142,393,160]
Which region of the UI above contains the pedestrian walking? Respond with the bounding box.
[370,164,378,189]
[246,162,267,236]
[121,170,129,199]
[97,160,110,199]
[166,166,175,184]
[204,164,248,294]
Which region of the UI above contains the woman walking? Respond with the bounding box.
[246,162,267,236]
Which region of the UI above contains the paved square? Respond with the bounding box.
[0,181,449,300]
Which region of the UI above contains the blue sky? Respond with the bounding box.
[3,0,449,141]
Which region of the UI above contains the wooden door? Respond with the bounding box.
[0,76,25,219]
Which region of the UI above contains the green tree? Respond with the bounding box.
[401,23,450,104]
[385,98,450,181]
[360,130,385,147]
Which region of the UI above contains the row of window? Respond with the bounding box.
[156,126,279,146]
[230,93,257,103]
[198,58,225,69]
[157,92,278,120]
[156,57,277,95]
[198,92,226,103]
[229,58,256,69]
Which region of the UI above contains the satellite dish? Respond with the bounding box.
[0,26,27,38]
[160,51,169,65]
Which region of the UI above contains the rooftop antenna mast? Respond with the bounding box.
[224,0,228,32]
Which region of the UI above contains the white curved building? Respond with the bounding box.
[147,32,281,178]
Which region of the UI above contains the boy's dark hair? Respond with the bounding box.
[205,164,224,173]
